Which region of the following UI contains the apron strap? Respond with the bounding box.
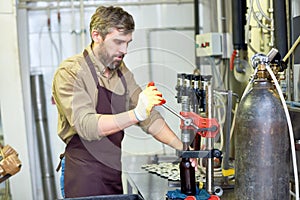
[83,49,100,87]
[56,152,65,172]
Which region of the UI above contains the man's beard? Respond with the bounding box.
[98,48,122,70]
[107,60,120,70]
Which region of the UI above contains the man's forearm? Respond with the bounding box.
[97,110,139,136]
[148,118,183,151]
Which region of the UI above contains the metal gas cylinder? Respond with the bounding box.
[234,78,290,199]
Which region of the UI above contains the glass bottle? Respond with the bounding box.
[179,156,196,195]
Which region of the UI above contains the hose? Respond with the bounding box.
[226,102,238,149]
[214,93,226,126]
[240,67,259,100]
[57,0,62,62]
[252,10,274,32]
[255,0,272,22]
[283,35,300,63]
[245,0,253,46]
[205,57,225,90]
[47,8,60,66]
[213,92,226,147]
[265,64,299,200]
[230,50,237,71]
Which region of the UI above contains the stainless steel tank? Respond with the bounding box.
[234,78,290,199]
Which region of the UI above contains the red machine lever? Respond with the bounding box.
[180,111,220,138]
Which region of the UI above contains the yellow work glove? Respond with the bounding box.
[0,145,21,176]
[0,154,21,176]
[134,82,166,121]
[1,145,18,158]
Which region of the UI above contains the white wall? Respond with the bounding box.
[0,0,220,199]
[24,2,199,199]
[0,0,33,199]
[7,0,296,198]
[27,3,197,158]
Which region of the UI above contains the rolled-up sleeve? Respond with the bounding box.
[52,59,101,142]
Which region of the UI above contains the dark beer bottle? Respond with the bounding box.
[179,156,196,195]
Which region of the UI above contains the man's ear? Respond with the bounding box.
[91,31,103,43]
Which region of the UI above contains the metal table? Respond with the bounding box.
[122,155,179,200]
[122,155,236,200]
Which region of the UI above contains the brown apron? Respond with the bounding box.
[64,50,127,198]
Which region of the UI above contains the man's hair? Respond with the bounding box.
[90,6,135,40]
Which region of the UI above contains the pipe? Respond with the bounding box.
[273,0,288,56]
[291,0,300,65]
[57,0,62,63]
[217,0,229,59]
[232,0,247,50]
[194,0,201,69]
[194,0,200,35]
[217,0,226,33]
[256,0,272,22]
[205,76,214,194]
[30,74,57,200]
[46,8,60,66]
[18,0,194,11]
[70,0,79,55]
[79,0,86,49]
[283,35,300,62]
[222,90,232,173]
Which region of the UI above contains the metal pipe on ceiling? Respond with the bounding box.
[79,0,86,50]
[194,0,200,35]
[194,0,201,69]
[18,0,194,11]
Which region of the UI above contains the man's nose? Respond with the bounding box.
[119,44,128,54]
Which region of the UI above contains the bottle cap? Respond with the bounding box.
[185,196,196,200]
[208,195,220,200]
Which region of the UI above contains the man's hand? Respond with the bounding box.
[0,145,22,177]
[1,145,18,158]
[189,158,198,171]
[0,154,21,176]
[134,82,166,121]
[188,146,199,171]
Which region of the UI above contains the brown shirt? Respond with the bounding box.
[52,45,162,144]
